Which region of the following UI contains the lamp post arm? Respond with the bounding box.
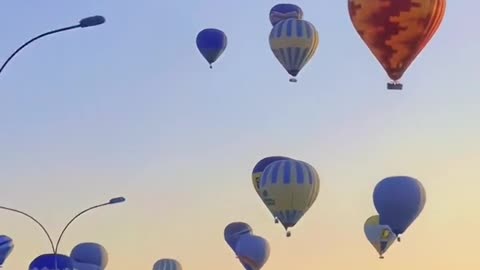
[54,202,109,254]
[0,206,55,252]
[0,24,80,75]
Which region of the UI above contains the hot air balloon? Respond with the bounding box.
[373,176,426,241]
[196,28,228,69]
[269,3,304,26]
[234,234,270,270]
[347,0,446,90]
[259,159,320,237]
[71,242,108,270]
[29,254,75,270]
[364,215,397,259]
[0,235,13,267]
[224,222,253,251]
[153,258,182,270]
[269,18,319,82]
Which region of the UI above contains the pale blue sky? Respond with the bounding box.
[1,1,479,269]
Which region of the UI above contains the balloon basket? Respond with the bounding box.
[387,81,402,90]
[397,237,401,242]
[289,78,297,83]
[286,231,291,237]
[379,256,384,259]
[209,65,213,69]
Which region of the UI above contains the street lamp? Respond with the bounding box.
[0,196,125,256]
[0,15,106,76]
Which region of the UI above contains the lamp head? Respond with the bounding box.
[108,197,126,204]
[79,16,106,28]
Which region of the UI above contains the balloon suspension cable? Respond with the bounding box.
[289,77,297,83]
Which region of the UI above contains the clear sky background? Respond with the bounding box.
[0,0,478,269]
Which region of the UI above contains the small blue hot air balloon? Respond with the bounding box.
[234,234,270,270]
[71,242,108,270]
[269,3,303,26]
[0,235,14,267]
[224,222,253,251]
[373,176,426,241]
[196,28,227,69]
[29,254,75,270]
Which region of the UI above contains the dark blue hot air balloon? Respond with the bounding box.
[0,235,14,267]
[29,254,75,270]
[196,28,227,69]
[234,234,270,270]
[71,242,108,270]
[269,4,303,26]
[373,176,426,240]
[252,156,292,195]
[224,222,253,251]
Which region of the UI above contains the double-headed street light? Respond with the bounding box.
[0,15,106,76]
[0,196,125,256]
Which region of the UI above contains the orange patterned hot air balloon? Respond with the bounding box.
[348,0,446,90]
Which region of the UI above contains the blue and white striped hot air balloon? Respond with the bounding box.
[269,18,319,82]
[153,258,182,270]
[259,159,320,237]
[29,254,75,270]
[0,235,14,267]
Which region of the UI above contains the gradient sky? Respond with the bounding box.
[1,0,478,269]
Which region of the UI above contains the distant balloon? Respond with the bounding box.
[269,4,303,26]
[269,18,319,82]
[153,258,182,270]
[196,28,228,69]
[259,159,320,237]
[71,242,108,270]
[347,0,446,90]
[29,254,75,270]
[364,215,397,259]
[0,235,13,267]
[224,222,253,251]
[373,176,426,239]
[252,156,292,198]
[234,234,270,270]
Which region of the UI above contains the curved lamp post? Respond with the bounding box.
[0,15,106,76]
[0,196,125,256]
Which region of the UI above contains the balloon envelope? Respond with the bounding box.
[235,235,270,270]
[252,156,292,196]
[29,254,75,270]
[153,258,182,270]
[347,0,446,82]
[72,262,100,270]
[364,215,397,257]
[0,235,13,266]
[224,222,253,251]
[71,242,108,269]
[373,176,426,235]
[269,19,319,81]
[269,4,303,26]
[196,28,227,67]
[259,159,320,230]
